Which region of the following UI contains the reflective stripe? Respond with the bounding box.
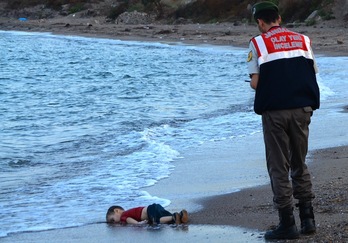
[303,35,313,58]
[252,29,314,66]
[252,36,267,58]
[260,49,314,65]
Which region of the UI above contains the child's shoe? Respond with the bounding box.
[180,209,188,224]
[173,212,181,225]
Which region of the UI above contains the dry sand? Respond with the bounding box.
[1,16,347,242]
[1,16,348,56]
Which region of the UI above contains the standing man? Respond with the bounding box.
[247,1,320,240]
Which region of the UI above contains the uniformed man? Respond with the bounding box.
[247,1,320,240]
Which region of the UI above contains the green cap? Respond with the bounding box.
[252,1,279,19]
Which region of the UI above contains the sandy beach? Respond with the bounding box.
[0,15,347,56]
[1,16,347,242]
[190,145,348,242]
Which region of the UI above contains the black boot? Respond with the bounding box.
[264,207,300,240]
[297,201,316,234]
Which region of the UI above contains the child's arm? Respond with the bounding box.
[126,217,148,225]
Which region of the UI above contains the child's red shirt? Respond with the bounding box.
[120,207,145,223]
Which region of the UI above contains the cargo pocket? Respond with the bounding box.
[303,106,313,116]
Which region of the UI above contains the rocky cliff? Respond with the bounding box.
[0,0,346,25]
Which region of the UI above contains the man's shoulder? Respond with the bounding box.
[250,34,261,42]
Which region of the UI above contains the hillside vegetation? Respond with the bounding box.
[0,0,344,24]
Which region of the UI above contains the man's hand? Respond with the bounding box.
[250,74,260,90]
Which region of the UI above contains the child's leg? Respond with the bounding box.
[159,216,175,224]
[147,203,174,224]
[152,205,189,224]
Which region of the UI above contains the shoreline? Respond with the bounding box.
[1,145,347,242]
[1,18,348,242]
[189,145,348,242]
[1,17,348,56]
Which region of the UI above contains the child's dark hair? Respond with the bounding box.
[254,9,280,24]
[106,205,124,223]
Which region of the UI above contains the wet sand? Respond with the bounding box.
[2,144,347,242]
[190,146,348,242]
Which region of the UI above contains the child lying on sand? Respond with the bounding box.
[106,203,188,225]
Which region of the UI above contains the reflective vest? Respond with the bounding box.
[251,26,320,115]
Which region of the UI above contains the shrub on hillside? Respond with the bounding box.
[278,0,330,22]
[107,2,128,20]
[3,0,101,10]
[4,0,44,9]
[174,0,250,22]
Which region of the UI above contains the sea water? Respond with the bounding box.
[0,30,347,237]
